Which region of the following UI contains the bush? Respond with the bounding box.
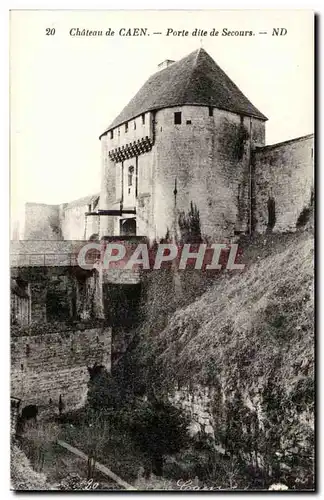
[129,399,190,476]
[87,367,124,410]
[134,472,176,490]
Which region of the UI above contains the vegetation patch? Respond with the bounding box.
[123,231,314,488]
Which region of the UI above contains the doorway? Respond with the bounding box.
[120,218,136,236]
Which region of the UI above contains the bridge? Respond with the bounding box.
[10,240,91,268]
[10,237,147,285]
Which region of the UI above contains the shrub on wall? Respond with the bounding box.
[296,189,314,229]
[178,202,202,244]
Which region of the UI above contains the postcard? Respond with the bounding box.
[10,9,314,491]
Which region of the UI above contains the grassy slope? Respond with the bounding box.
[147,230,314,485]
[11,444,51,490]
[157,231,314,394]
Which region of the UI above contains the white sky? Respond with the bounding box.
[10,9,314,228]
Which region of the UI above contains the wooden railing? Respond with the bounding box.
[10,252,99,268]
[57,440,137,490]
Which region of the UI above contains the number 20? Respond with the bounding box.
[46,28,56,36]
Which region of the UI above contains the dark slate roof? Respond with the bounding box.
[100,48,267,138]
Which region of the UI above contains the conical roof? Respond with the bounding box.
[100,48,267,138]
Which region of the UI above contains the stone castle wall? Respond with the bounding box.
[99,111,155,239]
[24,199,100,242]
[24,203,61,240]
[61,202,100,241]
[253,134,314,233]
[11,260,110,416]
[100,105,265,242]
[22,114,313,243]
[11,323,111,416]
[11,262,103,325]
[153,106,265,241]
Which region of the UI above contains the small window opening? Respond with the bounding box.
[21,364,24,371]
[174,112,182,125]
[134,121,136,130]
[26,344,30,357]
[118,128,120,136]
[209,107,213,117]
[110,130,113,139]
[142,114,145,125]
[186,119,192,125]
[125,122,128,133]
[88,204,91,212]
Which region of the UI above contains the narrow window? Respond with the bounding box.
[26,344,30,357]
[128,166,134,186]
[174,112,182,125]
[134,121,136,130]
[116,164,122,201]
[311,148,313,159]
[110,130,113,139]
[135,157,138,198]
[267,197,276,232]
[118,128,120,136]
[88,204,91,212]
[186,119,192,125]
[209,107,213,117]
[125,122,128,133]
[141,113,145,125]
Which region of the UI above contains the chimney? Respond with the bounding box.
[158,59,175,71]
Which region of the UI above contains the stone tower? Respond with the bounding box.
[99,48,267,242]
